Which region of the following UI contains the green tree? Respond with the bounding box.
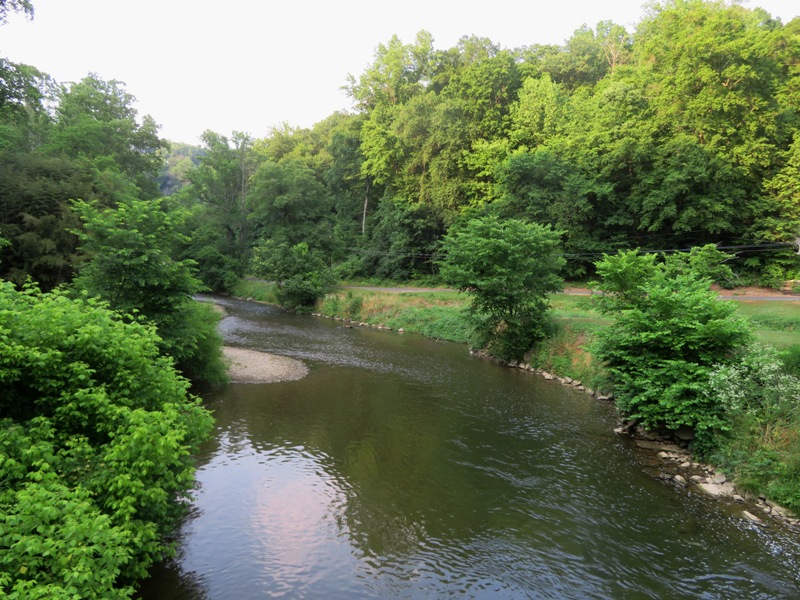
[0,282,214,597]
[0,59,54,152]
[492,146,615,277]
[755,135,800,285]
[184,130,256,284]
[0,154,89,288]
[361,196,444,280]
[508,74,569,149]
[439,215,564,361]
[442,48,521,142]
[0,59,77,289]
[593,249,754,444]
[158,141,204,196]
[247,159,333,253]
[71,197,227,384]
[323,113,371,243]
[532,21,631,90]
[345,30,435,111]
[49,75,166,200]
[250,240,335,312]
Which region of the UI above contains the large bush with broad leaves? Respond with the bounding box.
[0,282,214,598]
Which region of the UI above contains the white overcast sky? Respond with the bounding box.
[1,0,797,144]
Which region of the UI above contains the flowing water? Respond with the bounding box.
[138,296,800,599]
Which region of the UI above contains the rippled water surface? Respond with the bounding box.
[138,297,800,599]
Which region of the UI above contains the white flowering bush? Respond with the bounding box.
[707,344,800,510]
[708,344,800,421]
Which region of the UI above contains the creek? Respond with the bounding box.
[138,296,800,599]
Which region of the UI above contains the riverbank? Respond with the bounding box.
[229,281,800,523]
[456,349,800,527]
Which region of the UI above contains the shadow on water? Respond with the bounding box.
[138,296,800,599]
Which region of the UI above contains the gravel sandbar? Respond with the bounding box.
[223,346,308,383]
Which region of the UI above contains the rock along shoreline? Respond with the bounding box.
[501,357,800,529]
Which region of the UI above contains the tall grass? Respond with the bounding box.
[231,279,279,304]
[316,289,473,343]
[527,321,608,392]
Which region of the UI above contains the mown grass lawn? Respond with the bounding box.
[732,300,800,347]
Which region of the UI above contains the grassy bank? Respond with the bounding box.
[233,279,800,384]
[233,280,610,388]
[319,288,473,343]
[231,278,280,304]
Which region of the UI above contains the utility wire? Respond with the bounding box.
[348,241,799,262]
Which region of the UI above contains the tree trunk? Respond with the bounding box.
[362,178,371,236]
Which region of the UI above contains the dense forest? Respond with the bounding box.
[2,0,799,293]
[2,0,800,596]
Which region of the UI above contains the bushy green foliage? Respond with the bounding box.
[670,244,738,289]
[248,159,334,253]
[439,215,564,361]
[49,75,166,200]
[176,208,243,293]
[250,240,335,312]
[188,242,242,293]
[594,250,753,439]
[71,197,227,384]
[706,344,800,510]
[0,153,86,290]
[359,198,444,280]
[709,344,800,422]
[346,292,364,321]
[72,197,202,319]
[0,282,214,598]
[157,300,229,385]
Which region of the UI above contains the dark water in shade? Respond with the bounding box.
[138,296,800,599]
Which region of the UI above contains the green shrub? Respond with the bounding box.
[162,301,229,385]
[250,240,335,312]
[779,345,800,378]
[71,198,227,385]
[759,263,788,290]
[191,244,242,292]
[439,216,564,362]
[594,250,753,440]
[0,282,214,597]
[709,344,800,422]
[346,293,364,321]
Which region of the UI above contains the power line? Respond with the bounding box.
[349,240,798,262]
